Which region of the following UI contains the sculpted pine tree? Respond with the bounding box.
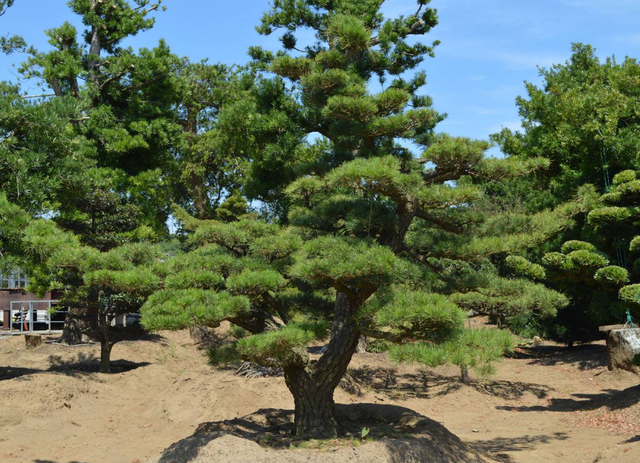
[504,171,640,343]
[140,0,588,439]
[587,170,640,323]
[0,196,160,372]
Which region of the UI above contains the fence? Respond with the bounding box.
[8,300,65,334]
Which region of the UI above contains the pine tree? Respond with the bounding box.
[0,195,159,373]
[503,169,640,343]
[140,0,589,438]
[3,0,184,233]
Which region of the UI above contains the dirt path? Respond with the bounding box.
[0,330,637,463]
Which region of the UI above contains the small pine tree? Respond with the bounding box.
[0,196,159,373]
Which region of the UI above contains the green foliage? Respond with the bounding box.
[291,237,398,288]
[236,321,329,365]
[561,240,596,253]
[390,328,516,377]
[141,289,250,331]
[619,284,640,304]
[366,291,465,343]
[226,269,286,296]
[450,278,568,323]
[613,170,637,185]
[165,270,225,290]
[492,43,640,201]
[594,266,629,286]
[83,269,160,296]
[505,256,545,280]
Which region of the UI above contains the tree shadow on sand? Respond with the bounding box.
[0,354,150,381]
[0,365,43,381]
[48,353,150,374]
[342,366,552,401]
[513,344,608,371]
[468,432,569,462]
[155,403,485,463]
[496,384,640,413]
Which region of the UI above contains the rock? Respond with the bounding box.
[606,328,640,374]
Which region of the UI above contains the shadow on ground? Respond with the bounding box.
[48,353,150,374]
[496,384,640,413]
[155,403,485,463]
[0,353,150,381]
[513,344,608,370]
[342,366,552,401]
[469,432,569,453]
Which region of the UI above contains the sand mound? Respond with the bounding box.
[592,438,640,462]
[148,403,490,463]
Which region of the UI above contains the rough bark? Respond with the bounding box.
[88,0,102,85]
[460,365,470,385]
[355,335,367,353]
[283,291,363,438]
[99,341,112,374]
[58,307,85,345]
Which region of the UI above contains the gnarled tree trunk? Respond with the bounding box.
[283,291,363,438]
[58,306,85,345]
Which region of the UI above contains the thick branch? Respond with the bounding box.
[415,208,462,234]
[360,326,403,343]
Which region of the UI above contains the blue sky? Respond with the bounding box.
[1,0,640,149]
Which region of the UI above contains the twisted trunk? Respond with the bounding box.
[283,291,363,438]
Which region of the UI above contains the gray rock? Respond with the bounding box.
[606,328,640,374]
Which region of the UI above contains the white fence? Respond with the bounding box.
[8,300,65,334]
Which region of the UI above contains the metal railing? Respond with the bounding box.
[8,300,65,334]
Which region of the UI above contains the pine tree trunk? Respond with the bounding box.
[283,291,363,438]
[58,307,84,345]
[99,341,112,374]
[286,369,339,438]
[460,365,470,385]
[355,335,367,353]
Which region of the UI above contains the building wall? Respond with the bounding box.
[0,290,61,329]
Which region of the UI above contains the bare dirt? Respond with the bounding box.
[0,326,638,463]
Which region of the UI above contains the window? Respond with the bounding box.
[0,268,29,289]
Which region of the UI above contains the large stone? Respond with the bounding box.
[606,328,640,374]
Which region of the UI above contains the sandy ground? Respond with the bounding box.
[0,327,638,463]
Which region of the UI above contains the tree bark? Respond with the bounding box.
[58,307,84,345]
[283,291,363,438]
[460,365,470,385]
[88,0,102,85]
[99,341,112,374]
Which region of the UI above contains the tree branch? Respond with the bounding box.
[360,326,403,343]
[370,19,425,47]
[415,209,462,234]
